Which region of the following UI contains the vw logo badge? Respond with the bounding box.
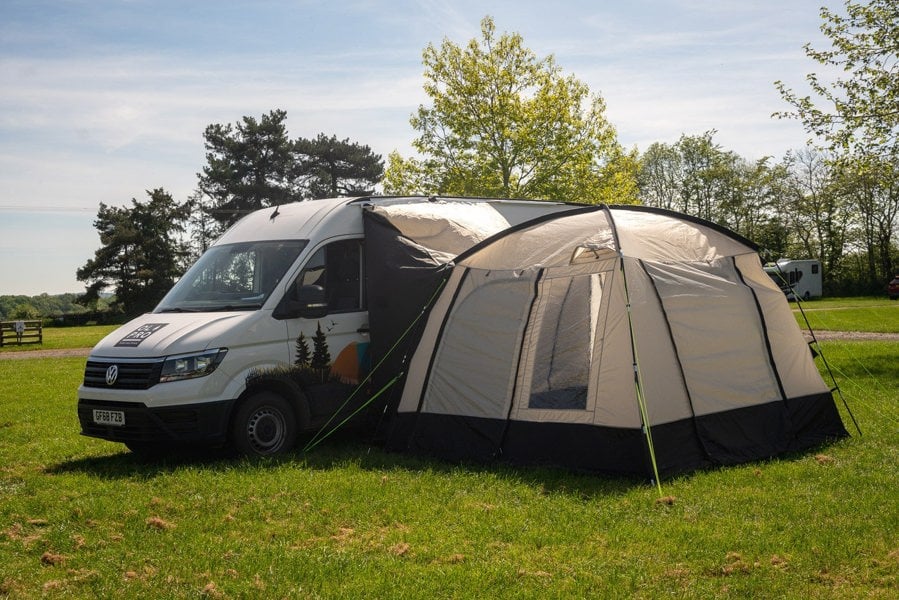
[105,365,119,386]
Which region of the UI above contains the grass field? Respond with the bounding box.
[0,325,118,353]
[0,306,896,598]
[791,297,899,333]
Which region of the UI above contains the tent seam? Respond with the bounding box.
[496,267,546,458]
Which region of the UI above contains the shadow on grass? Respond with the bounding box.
[44,445,238,479]
[46,431,641,499]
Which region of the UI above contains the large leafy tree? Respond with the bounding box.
[77,189,191,316]
[198,109,301,228]
[832,154,898,286]
[781,148,850,290]
[638,132,736,220]
[775,1,898,286]
[775,0,898,158]
[636,131,792,251]
[384,16,628,203]
[294,133,384,199]
[638,142,683,212]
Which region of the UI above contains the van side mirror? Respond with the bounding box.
[273,284,328,320]
[295,284,328,319]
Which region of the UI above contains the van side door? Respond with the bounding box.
[277,237,370,385]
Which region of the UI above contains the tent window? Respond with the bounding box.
[528,275,595,410]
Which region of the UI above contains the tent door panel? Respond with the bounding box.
[513,266,639,427]
[421,270,537,423]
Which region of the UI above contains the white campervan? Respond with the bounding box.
[77,196,570,456]
[763,259,823,300]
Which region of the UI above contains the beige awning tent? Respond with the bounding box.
[362,199,847,477]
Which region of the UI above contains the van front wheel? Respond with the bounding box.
[231,391,297,456]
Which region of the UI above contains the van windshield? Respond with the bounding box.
[155,240,307,313]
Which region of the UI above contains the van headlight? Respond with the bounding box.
[159,349,228,383]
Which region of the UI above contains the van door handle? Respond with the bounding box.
[357,326,370,334]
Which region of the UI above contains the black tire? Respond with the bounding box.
[231,391,297,456]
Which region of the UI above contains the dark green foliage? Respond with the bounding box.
[196,109,385,231]
[0,293,113,321]
[76,188,190,317]
[294,133,384,199]
[198,109,302,228]
[185,189,221,263]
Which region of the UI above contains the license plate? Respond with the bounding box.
[93,409,126,427]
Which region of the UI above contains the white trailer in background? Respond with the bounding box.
[764,259,823,300]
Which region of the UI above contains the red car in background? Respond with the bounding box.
[888,275,899,300]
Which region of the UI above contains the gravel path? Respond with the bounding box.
[0,348,93,360]
[808,331,899,342]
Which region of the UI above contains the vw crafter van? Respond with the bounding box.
[77,196,569,456]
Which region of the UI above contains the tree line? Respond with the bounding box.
[0,293,112,322]
[77,4,898,317]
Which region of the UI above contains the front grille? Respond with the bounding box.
[83,359,164,390]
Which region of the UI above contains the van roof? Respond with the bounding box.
[215,197,360,245]
[214,196,574,245]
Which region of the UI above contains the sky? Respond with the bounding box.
[0,0,838,296]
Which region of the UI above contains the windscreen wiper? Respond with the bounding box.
[207,304,263,312]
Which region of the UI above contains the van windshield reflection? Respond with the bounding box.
[155,240,307,313]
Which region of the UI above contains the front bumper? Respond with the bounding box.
[77,398,235,445]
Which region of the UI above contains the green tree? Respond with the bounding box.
[382,151,434,196]
[198,109,301,228]
[775,0,899,158]
[637,132,792,252]
[77,188,191,317]
[11,303,39,320]
[637,142,683,212]
[780,149,850,290]
[385,16,625,203]
[676,132,734,222]
[718,156,788,249]
[294,134,384,198]
[185,189,220,263]
[832,154,898,288]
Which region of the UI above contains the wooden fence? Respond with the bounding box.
[0,320,43,347]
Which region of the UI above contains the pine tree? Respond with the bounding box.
[77,188,191,317]
[294,332,311,367]
[310,322,331,382]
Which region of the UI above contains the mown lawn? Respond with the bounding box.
[791,297,899,333]
[0,325,118,353]
[0,317,896,598]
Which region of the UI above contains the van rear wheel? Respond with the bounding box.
[231,391,297,456]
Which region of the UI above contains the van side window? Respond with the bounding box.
[295,239,365,313]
